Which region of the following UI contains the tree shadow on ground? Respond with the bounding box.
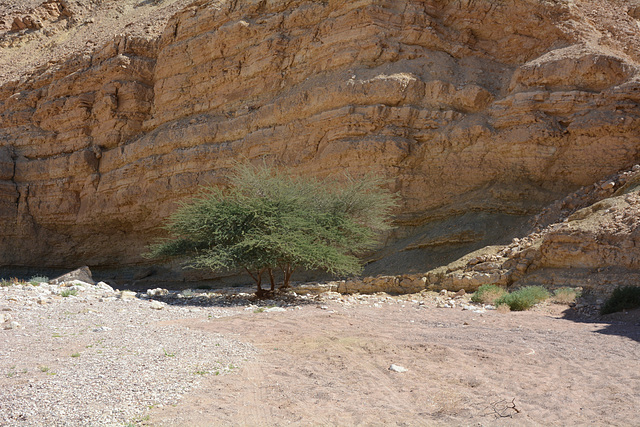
[141,286,323,310]
[561,307,640,343]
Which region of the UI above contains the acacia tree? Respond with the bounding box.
[146,163,396,295]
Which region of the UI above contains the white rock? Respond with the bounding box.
[147,288,168,297]
[96,282,115,293]
[264,307,286,313]
[389,364,408,373]
[92,326,112,332]
[150,300,165,310]
[67,280,92,287]
[119,291,137,300]
[3,320,21,330]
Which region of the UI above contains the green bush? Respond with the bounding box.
[471,284,507,304]
[601,286,640,315]
[495,286,550,311]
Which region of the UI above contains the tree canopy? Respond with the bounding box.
[146,163,397,295]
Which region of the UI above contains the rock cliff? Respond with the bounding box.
[1,0,640,284]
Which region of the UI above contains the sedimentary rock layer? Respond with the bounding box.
[1,0,640,277]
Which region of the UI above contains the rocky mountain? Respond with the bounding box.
[1,0,639,287]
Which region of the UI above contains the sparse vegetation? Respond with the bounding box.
[471,284,507,304]
[29,276,49,286]
[601,286,640,315]
[146,163,396,295]
[6,366,17,378]
[495,286,550,311]
[552,287,581,304]
[60,288,78,297]
[71,352,80,358]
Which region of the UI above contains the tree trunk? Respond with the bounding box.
[280,264,295,288]
[245,268,265,296]
[268,268,275,291]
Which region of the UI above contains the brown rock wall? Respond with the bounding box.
[1,0,640,278]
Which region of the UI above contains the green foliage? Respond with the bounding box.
[471,284,507,304]
[495,286,550,311]
[60,288,78,298]
[601,286,640,315]
[146,163,397,293]
[29,276,49,286]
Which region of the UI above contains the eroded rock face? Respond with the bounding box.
[1,0,640,277]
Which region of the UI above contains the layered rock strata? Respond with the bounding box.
[1,0,640,281]
[344,166,640,299]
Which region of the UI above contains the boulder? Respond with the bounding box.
[50,266,95,285]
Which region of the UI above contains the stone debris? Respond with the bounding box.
[0,278,256,427]
[389,364,408,373]
[147,288,169,298]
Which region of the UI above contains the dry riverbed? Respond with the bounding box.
[1,281,639,426]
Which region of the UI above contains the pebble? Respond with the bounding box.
[389,364,408,373]
[0,277,255,426]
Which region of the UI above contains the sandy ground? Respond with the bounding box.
[144,296,640,427]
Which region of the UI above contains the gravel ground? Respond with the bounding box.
[0,282,257,426]
[2,278,638,426]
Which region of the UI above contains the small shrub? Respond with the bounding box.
[471,284,507,304]
[552,287,581,304]
[71,353,80,358]
[0,279,11,287]
[60,288,78,298]
[29,276,49,286]
[601,286,640,315]
[495,286,550,311]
